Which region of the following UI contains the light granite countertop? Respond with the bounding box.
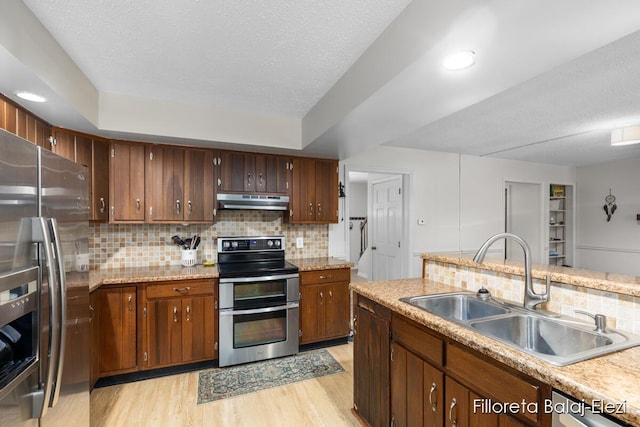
[350,278,640,426]
[89,265,219,292]
[289,257,353,271]
[422,253,640,297]
[89,257,352,292]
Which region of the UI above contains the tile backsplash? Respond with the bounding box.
[90,211,328,269]
[424,260,640,334]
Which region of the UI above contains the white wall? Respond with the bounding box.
[331,146,575,277]
[575,157,640,275]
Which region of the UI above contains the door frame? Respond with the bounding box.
[503,178,545,264]
[343,165,411,279]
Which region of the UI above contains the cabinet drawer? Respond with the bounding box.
[146,280,214,299]
[446,343,541,424]
[301,268,350,285]
[392,314,443,367]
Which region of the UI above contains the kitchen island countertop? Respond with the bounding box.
[350,277,640,426]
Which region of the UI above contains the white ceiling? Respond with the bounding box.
[4,0,640,166]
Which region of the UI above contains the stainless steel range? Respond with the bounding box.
[217,236,299,367]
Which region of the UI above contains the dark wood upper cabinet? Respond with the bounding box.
[51,127,109,222]
[1,94,52,148]
[216,150,291,196]
[109,140,146,223]
[147,145,215,223]
[288,157,338,224]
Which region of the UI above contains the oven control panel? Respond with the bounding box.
[217,236,285,252]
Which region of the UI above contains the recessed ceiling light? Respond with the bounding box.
[15,91,47,103]
[442,50,476,71]
[611,125,640,146]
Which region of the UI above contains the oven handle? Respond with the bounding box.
[219,273,299,283]
[219,302,299,316]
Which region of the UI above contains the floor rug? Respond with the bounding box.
[197,349,345,404]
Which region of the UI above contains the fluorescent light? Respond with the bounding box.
[15,91,47,103]
[611,125,640,146]
[442,50,476,71]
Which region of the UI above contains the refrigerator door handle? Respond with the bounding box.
[31,217,60,418]
[47,218,67,408]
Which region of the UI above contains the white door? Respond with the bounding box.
[505,182,542,264]
[372,176,403,280]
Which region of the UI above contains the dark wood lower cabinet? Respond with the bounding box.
[353,295,391,427]
[353,297,552,427]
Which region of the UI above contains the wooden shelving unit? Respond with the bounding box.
[548,184,573,266]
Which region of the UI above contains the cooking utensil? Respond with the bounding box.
[171,235,184,247]
[183,238,192,249]
[193,235,201,249]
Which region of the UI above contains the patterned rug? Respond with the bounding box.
[197,349,345,404]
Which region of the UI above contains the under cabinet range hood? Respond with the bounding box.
[217,193,289,211]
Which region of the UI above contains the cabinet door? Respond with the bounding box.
[147,145,185,222]
[146,297,183,368]
[89,292,99,389]
[51,128,76,161]
[96,286,137,375]
[16,109,26,139]
[445,377,470,427]
[181,296,216,362]
[299,285,320,344]
[323,282,350,339]
[35,120,52,150]
[3,101,17,133]
[184,149,215,222]
[92,139,110,222]
[314,159,338,222]
[218,151,247,192]
[391,342,444,427]
[290,157,315,222]
[353,299,390,427]
[110,141,146,222]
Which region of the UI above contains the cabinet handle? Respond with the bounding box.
[173,306,178,323]
[176,200,181,214]
[173,286,191,294]
[353,314,357,335]
[329,290,333,302]
[186,305,191,322]
[89,304,95,322]
[127,295,133,311]
[317,203,321,215]
[99,197,106,213]
[449,398,457,426]
[247,172,251,187]
[319,275,331,280]
[259,173,263,186]
[319,291,324,303]
[188,200,193,214]
[428,382,437,412]
[309,202,314,217]
[136,198,141,212]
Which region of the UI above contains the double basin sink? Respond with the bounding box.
[400,292,640,366]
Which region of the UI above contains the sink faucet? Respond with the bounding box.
[473,232,550,310]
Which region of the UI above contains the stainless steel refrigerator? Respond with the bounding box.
[0,129,90,426]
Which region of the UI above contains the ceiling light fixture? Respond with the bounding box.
[442,50,476,71]
[15,91,47,103]
[610,125,640,146]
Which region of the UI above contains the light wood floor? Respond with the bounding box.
[90,343,359,427]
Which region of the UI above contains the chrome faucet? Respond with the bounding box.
[473,232,550,310]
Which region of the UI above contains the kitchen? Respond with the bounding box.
[2,1,640,426]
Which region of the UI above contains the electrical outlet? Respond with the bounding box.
[417,219,425,225]
[296,237,304,248]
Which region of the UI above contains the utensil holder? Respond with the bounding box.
[181,249,197,267]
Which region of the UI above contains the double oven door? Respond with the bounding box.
[219,273,299,367]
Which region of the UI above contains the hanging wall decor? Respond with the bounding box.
[603,189,617,222]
